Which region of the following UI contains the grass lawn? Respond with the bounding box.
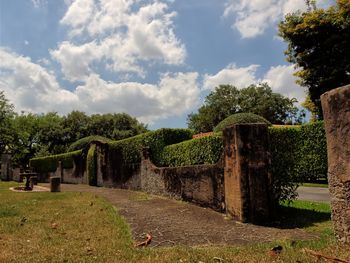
[0,181,349,263]
[301,182,329,188]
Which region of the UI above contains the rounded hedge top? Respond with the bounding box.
[68,135,113,151]
[213,113,271,132]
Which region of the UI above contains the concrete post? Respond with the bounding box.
[223,124,272,223]
[321,84,350,243]
[1,153,12,181]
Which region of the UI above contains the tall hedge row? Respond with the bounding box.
[29,150,83,174]
[108,128,194,165]
[156,134,223,167]
[87,144,97,186]
[269,121,327,201]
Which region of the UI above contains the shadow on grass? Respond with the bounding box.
[270,202,331,229]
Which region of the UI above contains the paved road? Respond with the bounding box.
[297,186,330,203]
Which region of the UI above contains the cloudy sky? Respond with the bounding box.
[0,0,334,129]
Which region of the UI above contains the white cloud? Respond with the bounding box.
[263,64,306,105]
[203,63,306,104]
[53,0,186,81]
[0,48,78,114]
[0,48,199,123]
[224,0,307,38]
[203,64,259,90]
[31,0,47,8]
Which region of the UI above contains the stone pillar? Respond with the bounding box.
[50,176,61,192]
[223,124,272,224]
[1,153,12,181]
[321,84,350,243]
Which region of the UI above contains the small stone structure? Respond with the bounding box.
[50,176,61,192]
[321,84,350,243]
[223,124,272,223]
[1,153,12,181]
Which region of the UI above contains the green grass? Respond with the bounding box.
[301,182,329,188]
[0,181,349,263]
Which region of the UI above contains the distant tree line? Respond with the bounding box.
[0,91,147,167]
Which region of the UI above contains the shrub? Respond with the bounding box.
[108,128,194,165]
[87,144,97,186]
[213,113,271,132]
[68,135,113,152]
[269,121,327,202]
[29,150,83,174]
[157,134,223,167]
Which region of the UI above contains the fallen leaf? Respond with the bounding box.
[51,223,58,229]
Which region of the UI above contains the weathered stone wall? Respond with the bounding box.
[1,154,12,181]
[136,152,225,212]
[223,124,272,224]
[321,84,350,243]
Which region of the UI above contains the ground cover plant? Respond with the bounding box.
[1,181,349,263]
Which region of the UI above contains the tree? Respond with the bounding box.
[279,0,350,118]
[0,91,15,154]
[187,83,301,133]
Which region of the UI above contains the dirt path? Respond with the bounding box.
[43,183,317,247]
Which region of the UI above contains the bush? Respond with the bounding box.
[87,144,97,186]
[29,150,83,174]
[108,128,194,165]
[213,113,271,132]
[68,135,113,152]
[157,134,223,167]
[269,121,327,202]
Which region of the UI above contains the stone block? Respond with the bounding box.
[50,176,61,192]
[321,84,350,243]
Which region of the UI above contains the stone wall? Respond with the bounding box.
[223,124,272,223]
[32,124,272,224]
[321,84,350,243]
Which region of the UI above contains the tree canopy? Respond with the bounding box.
[279,0,350,118]
[187,83,302,133]
[0,91,148,167]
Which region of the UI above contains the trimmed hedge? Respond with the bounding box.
[108,128,194,165]
[156,134,223,167]
[269,121,327,201]
[29,150,83,174]
[87,144,97,186]
[68,135,113,152]
[213,113,271,132]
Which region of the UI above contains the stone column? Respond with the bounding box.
[1,153,12,181]
[321,84,350,243]
[223,124,272,224]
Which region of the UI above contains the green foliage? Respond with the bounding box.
[213,113,271,132]
[68,135,113,152]
[156,134,223,167]
[187,84,302,133]
[87,144,97,186]
[279,0,350,117]
[269,121,327,202]
[0,91,15,154]
[108,128,194,165]
[29,150,83,174]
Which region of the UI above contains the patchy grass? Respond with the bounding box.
[302,182,329,188]
[0,181,349,263]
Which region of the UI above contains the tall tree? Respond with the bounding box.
[187,84,301,133]
[0,91,15,154]
[279,0,350,118]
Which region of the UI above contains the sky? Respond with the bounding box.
[0,0,334,129]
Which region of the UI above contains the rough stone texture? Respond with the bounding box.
[1,154,12,181]
[50,176,61,192]
[223,124,272,224]
[12,168,21,182]
[321,84,350,243]
[138,153,225,212]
